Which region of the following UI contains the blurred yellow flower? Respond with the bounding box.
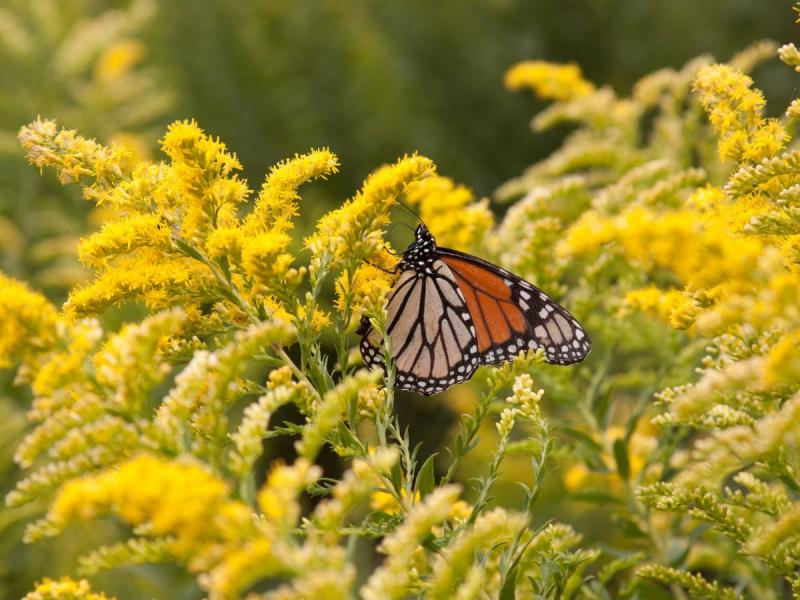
[505,60,595,101]
[23,577,114,600]
[94,39,146,82]
[48,454,245,556]
[370,487,420,515]
[404,175,493,252]
[0,273,59,367]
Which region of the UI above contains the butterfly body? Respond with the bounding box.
[358,224,590,395]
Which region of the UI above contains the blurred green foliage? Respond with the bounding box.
[149,0,795,200]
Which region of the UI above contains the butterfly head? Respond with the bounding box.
[400,223,437,270]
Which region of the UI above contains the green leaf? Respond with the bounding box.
[560,427,604,453]
[499,564,519,600]
[415,453,437,498]
[613,438,630,480]
[570,490,625,505]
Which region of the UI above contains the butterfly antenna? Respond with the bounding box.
[396,200,424,225]
[383,222,416,253]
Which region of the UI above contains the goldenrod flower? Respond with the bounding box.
[18,118,129,189]
[307,154,435,268]
[77,213,172,268]
[47,454,246,558]
[693,64,788,162]
[361,485,462,600]
[0,273,59,367]
[201,538,279,600]
[404,176,493,252]
[257,458,321,529]
[243,148,339,236]
[428,508,527,599]
[65,252,215,316]
[23,577,114,600]
[334,261,395,320]
[93,39,146,82]
[296,369,380,460]
[313,448,399,536]
[504,60,595,101]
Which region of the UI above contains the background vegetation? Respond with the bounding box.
[1,1,798,599]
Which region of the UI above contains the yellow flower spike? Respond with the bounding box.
[307,154,435,269]
[161,120,242,178]
[404,175,493,252]
[206,227,246,261]
[297,369,380,460]
[23,577,115,600]
[92,309,187,415]
[19,118,130,197]
[201,537,280,600]
[257,458,322,529]
[356,382,386,419]
[504,60,595,101]
[64,252,216,316]
[229,384,299,479]
[47,455,242,557]
[244,148,340,236]
[693,64,788,163]
[361,485,462,600]
[159,119,248,242]
[312,447,399,537]
[334,261,395,320]
[29,319,103,401]
[428,508,527,599]
[241,231,297,296]
[267,365,294,389]
[77,213,172,268]
[0,273,59,368]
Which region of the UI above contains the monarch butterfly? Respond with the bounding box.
[357,223,590,395]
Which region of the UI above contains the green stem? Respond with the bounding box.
[273,343,319,400]
[174,237,258,322]
[440,387,496,487]
[176,237,318,400]
[466,427,511,527]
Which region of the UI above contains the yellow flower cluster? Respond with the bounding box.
[404,175,493,252]
[693,64,788,162]
[307,154,435,269]
[361,485,462,600]
[0,273,58,367]
[94,39,147,83]
[48,454,242,555]
[504,60,595,101]
[23,577,114,600]
[18,118,129,190]
[257,458,321,529]
[334,261,395,322]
